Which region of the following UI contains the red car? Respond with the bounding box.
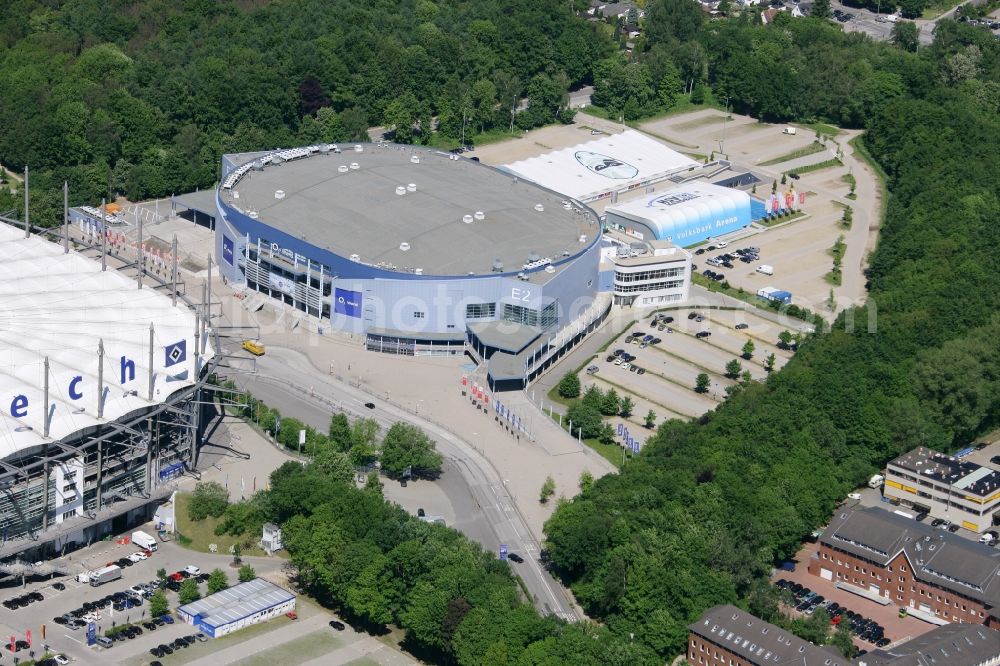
[169,572,184,582]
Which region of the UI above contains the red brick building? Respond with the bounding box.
[810,507,1000,625]
[688,605,850,666]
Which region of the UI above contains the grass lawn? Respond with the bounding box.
[757,210,807,227]
[787,158,842,175]
[848,135,889,222]
[174,492,268,557]
[236,630,345,666]
[759,141,826,166]
[795,122,841,138]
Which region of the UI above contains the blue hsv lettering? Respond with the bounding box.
[69,376,83,400]
[10,395,28,418]
[120,355,136,384]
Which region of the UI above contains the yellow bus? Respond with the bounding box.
[242,340,265,356]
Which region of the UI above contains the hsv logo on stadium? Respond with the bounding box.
[649,192,700,207]
[574,151,639,180]
[165,340,187,367]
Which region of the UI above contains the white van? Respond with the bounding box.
[756,265,774,276]
[782,127,797,135]
[868,474,885,489]
[980,533,995,545]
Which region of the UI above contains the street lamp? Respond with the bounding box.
[720,96,731,156]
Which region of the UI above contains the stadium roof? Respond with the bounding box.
[178,578,295,629]
[501,130,699,202]
[0,224,211,461]
[220,144,600,278]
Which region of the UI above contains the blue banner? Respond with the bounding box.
[617,423,623,436]
[159,462,186,481]
[334,288,363,318]
[164,340,187,368]
[222,236,234,266]
[499,544,508,561]
[86,622,96,646]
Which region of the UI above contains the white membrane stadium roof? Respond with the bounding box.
[0,224,212,460]
[501,130,699,201]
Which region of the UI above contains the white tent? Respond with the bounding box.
[0,224,212,459]
[502,130,699,202]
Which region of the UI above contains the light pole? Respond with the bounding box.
[720,96,730,156]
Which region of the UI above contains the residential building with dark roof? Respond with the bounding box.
[854,623,1000,665]
[884,446,1000,533]
[809,506,1000,626]
[688,604,850,666]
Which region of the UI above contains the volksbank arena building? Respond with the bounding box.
[213,143,614,388]
[0,222,214,562]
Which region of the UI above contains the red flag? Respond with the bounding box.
[798,192,806,204]
[26,629,31,647]
[461,376,467,386]
[484,395,490,405]
[9,636,14,652]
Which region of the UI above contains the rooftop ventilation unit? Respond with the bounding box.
[462,215,474,224]
[350,253,361,262]
[562,201,572,210]
[492,259,504,273]
[395,186,406,196]
[527,251,540,263]
[318,145,330,154]
[474,211,485,221]
[534,204,545,212]
[247,211,258,219]
[232,191,239,199]
[354,145,364,152]
[544,265,556,274]
[410,155,420,164]
[332,145,342,153]
[274,190,285,200]
[272,154,284,164]
[517,272,527,281]
[414,268,423,275]
[349,162,360,170]
[253,160,264,171]
[407,183,417,192]
[399,242,410,252]
[338,165,349,173]
[579,235,587,243]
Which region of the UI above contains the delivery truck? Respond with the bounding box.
[89,565,122,587]
[132,530,158,552]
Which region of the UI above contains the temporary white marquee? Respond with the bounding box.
[0,224,212,459]
[501,129,699,202]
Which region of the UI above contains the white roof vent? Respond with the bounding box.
[534,203,545,212]
[474,211,485,221]
[544,265,556,274]
[462,214,474,224]
[354,144,364,152]
[517,271,526,280]
[414,268,423,275]
[410,155,420,164]
[350,253,361,262]
[232,191,239,199]
[247,211,258,219]
[350,162,360,170]
[562,201,572,210]
[274,190,285,199]
[579,235,587,243]
[338,165,349,173]
[399,242,410,252]
[492,259,504,272]
[407,183,417,192]
[395,186,407,196]
[527,251,540,263]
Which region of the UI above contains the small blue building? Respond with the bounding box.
[176,578,295,638]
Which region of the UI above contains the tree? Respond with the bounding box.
[566,401,606,439]
[540,476,556,503]
[811,0,831,17]
[891,20,919,52]
[364,470,383,495]
[238,564,257,583]
[764,353,776,373]
[741,340,755,360]
[778,330,794,349]
[579,470,594,493]
[558,372,581,399]
[312,447,355,482]
[380,422,444,479]
[328,412,353,451]
[644,410,657,429]
[830,623,856,658]
[600,388,620,416]
[383,92,423,144]
[619,396,634,417]
[188,482,229,521]
[178,579,201,605]
[149,589,168,618]
[740,370,753,384]
[156,567,167,581]
[725,359,742,379]
[694,373,710,393]
[207,568,230,595]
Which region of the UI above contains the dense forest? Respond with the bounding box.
[546,4,1000,658]
[3,0,1000,662]
[0,0,608,222]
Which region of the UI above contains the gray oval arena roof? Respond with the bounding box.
[220,145,601,276]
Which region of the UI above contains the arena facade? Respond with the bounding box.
[0,222,214,561]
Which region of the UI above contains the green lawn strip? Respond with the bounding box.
[756,210,808,228]
[787,158,842,175]
[174,492,268,557]
[587,371,693,420]
[230,629,345,666]
[759,141,826,166]
[794,122,841,138]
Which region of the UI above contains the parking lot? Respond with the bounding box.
[771,542,935,652]
[0,534,411,666]
[576,306,796,427]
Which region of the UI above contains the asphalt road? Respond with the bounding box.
[238,346,580,622]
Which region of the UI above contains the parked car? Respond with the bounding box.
[507,553,524,563]
[329,620,346,631]
[735,323,749,330]
[696,331,711,339]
